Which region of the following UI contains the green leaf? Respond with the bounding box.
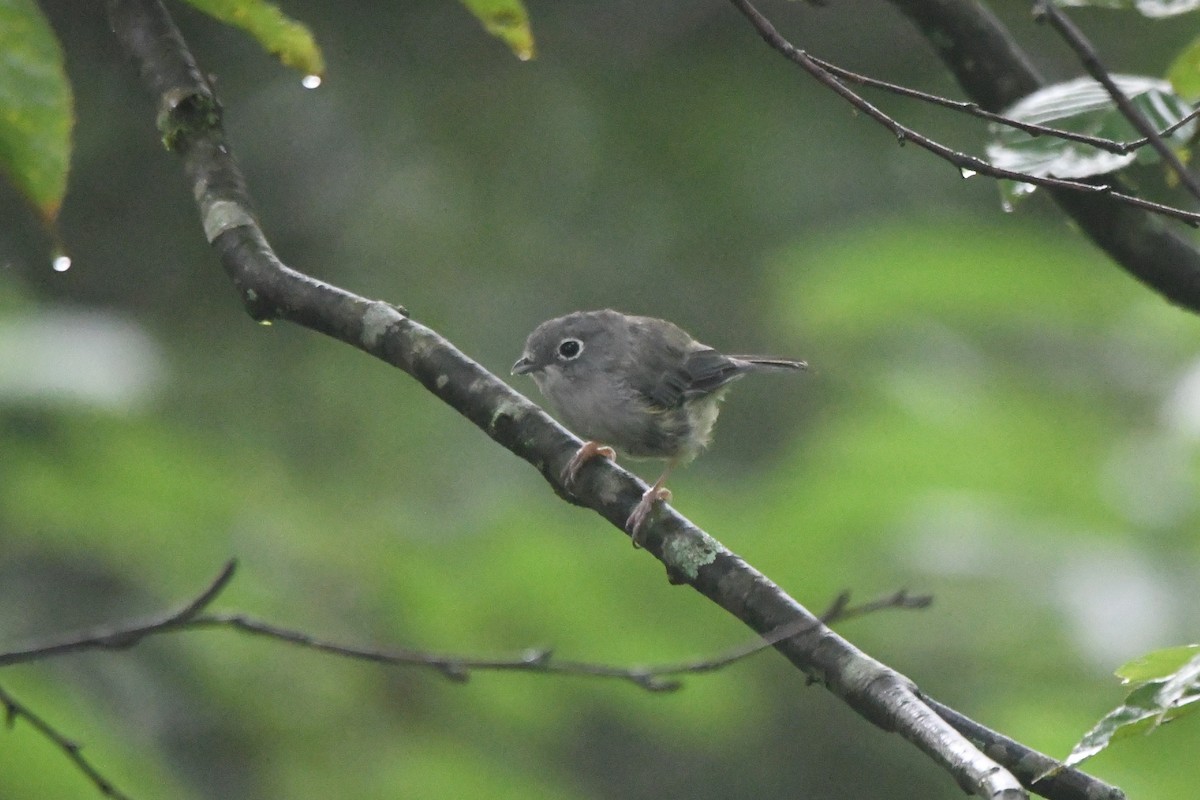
[986,75,1197,206]
[0,0,73,222]
[1055,651,1200,774]
[1167,35,1200,100]
[1052,0,1200,18]
[181,0,325,78]
[460,0,536,61]
[1117,645,1200,683]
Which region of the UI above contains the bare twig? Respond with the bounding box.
[727,0,1200,227]
[2,567,929,693]
[0,566,927,800]
[1032,1,1200,201]
[808,54,1200,156]
[0,561,236,667]
[0,683,133,800]
[626,589,933,687]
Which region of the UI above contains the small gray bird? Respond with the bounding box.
[512,309,806,544]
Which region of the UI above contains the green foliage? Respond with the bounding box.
[1168,34,1200,100]
[1052,648,1200,775]
[182,0,325,78]
[459,0,535,61]
[0,0,72,222]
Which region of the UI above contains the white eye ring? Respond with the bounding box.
[557,338,583,360]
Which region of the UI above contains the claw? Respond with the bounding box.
[626,485,672,548]
[562,441,617,489]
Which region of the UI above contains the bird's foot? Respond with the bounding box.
[626,486,672,548]
[562,441,617,489]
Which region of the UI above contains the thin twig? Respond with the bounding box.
[617,589,933,688]
[728,0,1200,226]
[809,54,1200,156]
[0,561,237,667]
[2,566,930,693]
[1033,1,1200,201]
[0,568,928,800]
[0,683,134,800]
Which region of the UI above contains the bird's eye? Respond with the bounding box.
[557,338,583,359]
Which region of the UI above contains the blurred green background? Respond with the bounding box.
[2,1,1200,798]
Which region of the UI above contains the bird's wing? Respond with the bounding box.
[630,343,746,409]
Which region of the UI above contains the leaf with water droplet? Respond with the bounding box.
[0,0,73,224]
[181,0,325,79]
[460,0,536,61]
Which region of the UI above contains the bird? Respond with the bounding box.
[512,309,806,545]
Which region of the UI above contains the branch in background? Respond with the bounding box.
[0,562,235,667]
[808,53,1200,157]
[2,566,928,690]
[726,0,1200,227]
[1,564,924,797]
[886,0,1200,314]
[0,683,134,800]
[1032,0,1200,202]
[100,1,1123,799]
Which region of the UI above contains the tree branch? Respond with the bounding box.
[2,569,928,693]
[0,565,927,798]
[886,0,1200,313]
[100,1,1122,799]
[0,683,134,800]
[0,561,235,667]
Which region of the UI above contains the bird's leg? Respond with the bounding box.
[626,463,676,548]
[562,440,617,489]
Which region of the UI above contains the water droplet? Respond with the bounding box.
[52,254,72,272]
[960,167,978,179]
[302,74,322,89]
[1000,198,1014,214]
[258,319,273,327]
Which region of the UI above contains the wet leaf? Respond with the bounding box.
[986,75,1196,206]
[182,0,325,78]
[0,0,73,222]
[1051,0,1200,18]
[1057,651,1200,773]
[460,0,536,61]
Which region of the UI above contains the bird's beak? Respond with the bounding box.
[511,355,536,375]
